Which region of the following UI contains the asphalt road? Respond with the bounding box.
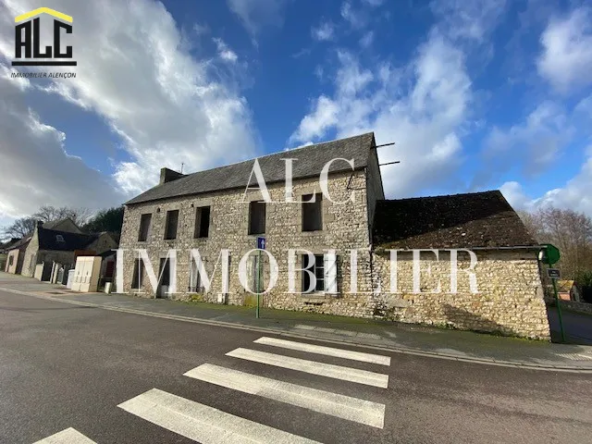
[1,290,591,444]
[548,306,592,345]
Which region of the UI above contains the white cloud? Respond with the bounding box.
[359,31,374,48]
[227,0,288,37]
[537,7,592,93]
[341,1,367,29]
[501,155,592,216]
[289,96,339,144]
[500,181,533,211]
[290,32,472,198]
[484,102,573,177]
[312,21,335,41]
[213,38,238,63]
[193,23,210,36]
[431,0,507,43]
[0,0,259,199]
[362,0,384,6]
[0,66,122,220]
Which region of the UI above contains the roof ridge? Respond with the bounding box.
[127,132,375,205]
[381,190,500,203]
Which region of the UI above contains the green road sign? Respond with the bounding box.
[538,244,561,266]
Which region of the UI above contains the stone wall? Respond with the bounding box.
[87,233,118,255]
[365,148,385,236]
[119,170,377,318]
[21,231,39,277]
[5,249,21,274]
[371,249,550,339]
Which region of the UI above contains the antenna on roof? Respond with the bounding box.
[379,160,401,167]
[373,142,395,149]
[181,162,184,174]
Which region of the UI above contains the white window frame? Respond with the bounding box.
[302,252,337,294]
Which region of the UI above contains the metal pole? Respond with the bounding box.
[552,276,566,343]
[256,250,261,319]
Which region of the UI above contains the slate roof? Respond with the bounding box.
[37,227,98,252]
[372,190,537,250]
[5,236,31,251]
[126,132,376,205]
[42,218,76,230]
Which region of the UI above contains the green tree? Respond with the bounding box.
[82,207,124,234]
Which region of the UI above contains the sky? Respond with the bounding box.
[0,0,591,230]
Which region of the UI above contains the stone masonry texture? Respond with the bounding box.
[119,151,551,340]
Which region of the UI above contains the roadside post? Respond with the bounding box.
[256,236,266,319]
[539,244,565,342]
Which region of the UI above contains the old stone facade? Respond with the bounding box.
[120,133,551,340]
[120,168,380,317]
[372,250,549,339]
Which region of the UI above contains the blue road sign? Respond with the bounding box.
[257,237,266,250]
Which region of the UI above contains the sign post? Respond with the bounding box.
[256,237,266,319]
[539,244,565,342]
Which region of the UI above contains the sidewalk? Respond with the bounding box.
[1,272,591,372]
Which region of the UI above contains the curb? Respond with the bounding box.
[2,287,591,374]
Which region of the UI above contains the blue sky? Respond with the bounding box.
[0,0,591,228]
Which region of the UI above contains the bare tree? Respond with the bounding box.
[2,217,37,239]
[521,206,592,279]
[2,206,92,240]
[32,206,91,226]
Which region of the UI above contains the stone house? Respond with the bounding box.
[555,280,581,302]
[120,132,550,339]
[4,237,29,274]
[21,220,118,281]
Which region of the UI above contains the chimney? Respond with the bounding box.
[159,167,184,185]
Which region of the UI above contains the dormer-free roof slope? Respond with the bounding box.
[126,132,376,205]
[372,190,537,250]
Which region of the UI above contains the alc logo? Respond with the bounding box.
[12,7,77,67]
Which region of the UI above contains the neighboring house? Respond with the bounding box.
[1,237,21,271]
[120,132,550,339]
[41,218,83,233]
[556,280,581,302]
[4,237,30,275]
[21,221,118,280]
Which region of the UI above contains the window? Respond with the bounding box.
[56,235,65,243]
[131,259,144,289]
[189,260,204,293]
[249,201,266,235]
[194,206,211,239]
[302,254,324,293]
[138,213,152,241]
[164,210,179,240]
[8,256,14,266]
[302,253,337,294]
[302,193,322,231]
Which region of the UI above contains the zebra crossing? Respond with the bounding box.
[33,336,391,443]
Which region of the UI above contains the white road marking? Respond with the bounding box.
[226,348,389,388]
[33,428,96,444]
[185,363,385,428]
[118,388,321,444]
[577,354,592,360]
[254,337,391,366]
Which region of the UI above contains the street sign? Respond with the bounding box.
[539,244,560,266]
[548,268,561,279]
[257,237,266,250]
